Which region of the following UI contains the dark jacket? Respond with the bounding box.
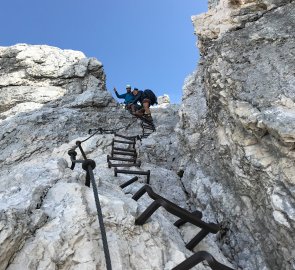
[132,90,144,104]
[132,90,157,105]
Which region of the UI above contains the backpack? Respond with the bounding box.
[143,89,158,105]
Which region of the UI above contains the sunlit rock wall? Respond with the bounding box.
[1,44,188,270]
[0,44,120,168]
[0,44,117,269]
[0,44,234,270]
[177,1,295,269]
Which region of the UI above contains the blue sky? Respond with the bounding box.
[0,0,208,103]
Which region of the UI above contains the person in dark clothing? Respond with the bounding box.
[128,88,142,111]
[113,84,135,105]
[131,88,157,121]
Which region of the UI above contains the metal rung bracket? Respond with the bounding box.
[114,168,150,184]
[120,176,139,188]
[172,251,234,270]
[107,155,137,164]
[132,185,220,234]
[111,150,137,157]
[108,161,141,168]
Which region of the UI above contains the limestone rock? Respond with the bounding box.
[140,105,180,169]
[157,94,171,107]
[0,44,233,270]
[177,1,295,269]
[193,0,292,40]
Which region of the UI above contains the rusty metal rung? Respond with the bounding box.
[132,185,220,235]
[174,210,203,227]
[120,176,139,188]
[108,161,141,168]
[114,133,136,141]
[142,125,155,130]
[113,139,135,145]
[114,168,150,184]
[172,251,234,270]
[112,147,136,153]
[112,151,137,157]
[107,155,137,163]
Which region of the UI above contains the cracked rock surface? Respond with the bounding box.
[176,1,295,269]
[3,2,293,266]
[0,44,233,270]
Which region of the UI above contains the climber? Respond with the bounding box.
[113,84,135,107]
[130,88,157,122]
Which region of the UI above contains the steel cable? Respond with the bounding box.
[80,118,139,146]
[67,114,154,269]
[88,166,112,270]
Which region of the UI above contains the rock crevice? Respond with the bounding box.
[177,1,295,269]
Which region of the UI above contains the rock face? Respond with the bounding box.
[140,105,180,169]
[0,44,233,270]
[0,44,118,169]
[157,94,171,107]
[177,1,295,269]
[3,2,294,267]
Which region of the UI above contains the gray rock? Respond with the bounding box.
[177,1,295,269]
[0,44,232,270]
